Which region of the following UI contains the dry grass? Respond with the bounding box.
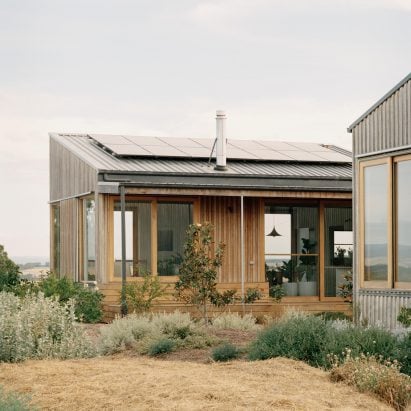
[0,356,396,411]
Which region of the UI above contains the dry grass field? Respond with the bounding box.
[0,356,395,411]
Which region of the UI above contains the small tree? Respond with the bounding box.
[175,223,236,323]
[0,245,20,292]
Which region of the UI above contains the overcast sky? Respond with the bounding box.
[1,0,411,259]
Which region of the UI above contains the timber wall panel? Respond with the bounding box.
[50,138,97,201]
[59,198,80,279]
[96,194,111,284]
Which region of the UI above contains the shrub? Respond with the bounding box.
[396,332,411,376]
[212,313,261,331]
[148,338,175,356]
[212,343,240,362]
[397,306,411,328]
[248,312,330,366]
[0,245,20,292]
[30,273,103,323]
[124,273,166,314]
[330,353,411,411]
[0,292,95,362]
[316,311,351,322]
[0,385,36,411]
[98,311,214,355]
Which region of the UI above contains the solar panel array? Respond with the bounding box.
[89,134,350,163]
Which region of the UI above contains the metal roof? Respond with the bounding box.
[348,72,411,132]
[51,133,352,182]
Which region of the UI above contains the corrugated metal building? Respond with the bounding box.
[50,118,353,320]
[348,73,411,329]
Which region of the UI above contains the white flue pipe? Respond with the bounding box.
[215,110,227,170]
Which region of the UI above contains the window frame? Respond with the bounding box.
[263,199,352,301]
[50,203,61,276]
[359,154,411,290]
[108,195,200,282]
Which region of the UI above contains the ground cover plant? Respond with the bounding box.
[0,385,35,411]
[248,311,411,377]
[211,312,261,331]
[330,352,411,411]
[212,342,240,362]
[98,311,216,355]
[0,292,95,362]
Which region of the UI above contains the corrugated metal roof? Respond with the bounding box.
[51,133,352,180]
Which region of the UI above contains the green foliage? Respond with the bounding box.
[248,312,330,366]
[124,273,166,314]
[269,284,285,302]
[0,245,20,292]
[243,287,263,304]
[330,353,411,411]
[337,271,353,304]
[148,338,175,356]
[174,223,228,322]
[0,292,95,362]
[397,306,411,328]
[18,273,103,323]
[0,385,36,411]
[315,311,351,321]
[248,312,409,374]
[212,343,240,362]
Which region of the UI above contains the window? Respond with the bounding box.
[360,155,411,289]
[265,205,319,296]
[51,204,60,276]
[112,198,194,279]
[83,199,96,281]
[324,207,353,297]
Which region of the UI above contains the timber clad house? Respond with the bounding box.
[349,73,411,329]
[50,112,353,321]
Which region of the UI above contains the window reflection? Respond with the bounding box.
[364,164,388,281]
[396,160,411,282]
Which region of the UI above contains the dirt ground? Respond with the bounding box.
[0,355,396,411]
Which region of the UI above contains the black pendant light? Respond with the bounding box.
[267,226,282,237]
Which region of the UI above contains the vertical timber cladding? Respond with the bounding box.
[200,196,264,284]
[59,198,80,280]
[96,194,112,284]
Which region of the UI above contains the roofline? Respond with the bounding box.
[347,72,411,133]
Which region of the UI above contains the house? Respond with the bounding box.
[50,111,353,320]
[348,73,411,329]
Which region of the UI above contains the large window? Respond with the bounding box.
[265,205,319,296]
[324,207,353,297]
[360,155,411,289]
[112,199,194,278]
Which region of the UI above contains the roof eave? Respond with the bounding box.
[347,72,411,133]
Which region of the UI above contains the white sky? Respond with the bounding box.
[1,0,411,258]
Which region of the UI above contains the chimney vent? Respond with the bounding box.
[214,110,227,171]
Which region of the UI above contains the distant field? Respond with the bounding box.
[0,357,392,410]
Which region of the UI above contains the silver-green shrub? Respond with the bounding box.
[98,311,215,355]
[0,292,95,362]
[212,312,261,331]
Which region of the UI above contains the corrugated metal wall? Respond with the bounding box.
[50,137,97,201]
[352,77,411,329]
[352,79,411,156]
[358,291,411,329]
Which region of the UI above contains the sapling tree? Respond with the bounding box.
[0,244,20,292]
[175,223,236,323]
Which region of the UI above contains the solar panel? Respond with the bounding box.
[103,144,151,156]
[90,134,131,145]
[89,134,350,163]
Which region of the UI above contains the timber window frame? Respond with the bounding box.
[359,155,411,290]
[108,196,200,281]
[263,199,352,301]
